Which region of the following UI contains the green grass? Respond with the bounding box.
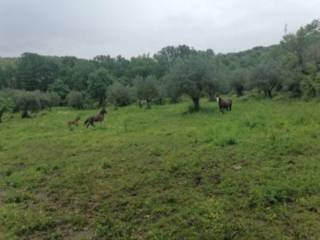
[1,99,320,239]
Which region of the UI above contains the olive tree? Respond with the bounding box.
[230,68,250,97]
[66,91,85,109]
[107,82,134,107]
[168,54,213,111]
[251,60,284,98]
[134,75,159,109]
[87,68,113,106]
[10,90,41,118]
[0,92,12,123]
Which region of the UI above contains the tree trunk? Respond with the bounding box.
[265,89,272,98]
[170,96,179,104]
[208,92,215,102]
[192,97,200,111]
[236,86,243,97]
[21,110,30,119]
[0,109,4,123]
[99,97,105,107]
[146,99,151,109]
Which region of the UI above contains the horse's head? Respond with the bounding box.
[100,108,107,115]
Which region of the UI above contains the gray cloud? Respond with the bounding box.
[0,0,319,58]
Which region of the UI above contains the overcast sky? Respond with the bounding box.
[0,0,319,59]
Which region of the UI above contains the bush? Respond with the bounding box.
[301,74,320,99]
[33,91,52,110]
[66,91,85,109]
[0,91,13,122]
[153,84,167,105]
[5,90,60,118]
[107,83,134,107]
[48,79,70,100]
[48,92,61,107]
[134,75,159,109]
[9,90,41,118]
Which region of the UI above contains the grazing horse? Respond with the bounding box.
[84,108,107,128]
[67,116,81,128]
[216,96,232,112]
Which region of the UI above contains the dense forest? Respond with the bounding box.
[0,20,319,119]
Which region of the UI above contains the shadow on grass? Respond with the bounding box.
[182,106,220,116]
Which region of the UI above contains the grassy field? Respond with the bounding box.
[1,99,320,240]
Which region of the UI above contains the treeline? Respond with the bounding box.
[0,20,319,118]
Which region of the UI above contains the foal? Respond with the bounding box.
[67,116,81,128]
[84,108,107,128]
[216,96,232,112]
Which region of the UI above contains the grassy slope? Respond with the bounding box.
[1,99,320,240]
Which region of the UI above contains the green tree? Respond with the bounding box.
[0,67,4,89]
[107,82,133,107]
[281,19,320,72]
[168,54,213,111]
[66,91,85,109]
[0,92,12,123]
[87,69,113,105]
[16,53,59,91]
[251,60,284,98]
[49,79,70,100]
[134,75,159,109]
[94,55,129,78]
[230,68,250,97]
[10,90,41,118]
[154,45,197,77]
[127,55,157,79]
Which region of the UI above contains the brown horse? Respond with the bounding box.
[84,108,107,128]
[67,116,80,128]
[216,96,232,112]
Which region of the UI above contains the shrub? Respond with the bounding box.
[6,90,59,117]
[48,92,61,107]
[134,75,159,109]
[153,84,167,105]
[34,91,52,110]
[9,90,41,118]
[0,91,13,122]
[48,78,70,99]
[301,74,320,99]
[107,82,134,107]
[66,91,85,109]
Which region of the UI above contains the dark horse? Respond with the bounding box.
[84,108,107,128]
[216,96,232,112]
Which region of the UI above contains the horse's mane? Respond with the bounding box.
[99,108,107,115]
